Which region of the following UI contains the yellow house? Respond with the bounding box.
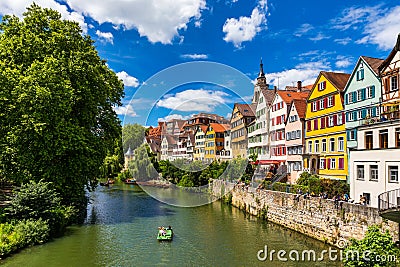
[205,123,229,163]
[304,71,350,180]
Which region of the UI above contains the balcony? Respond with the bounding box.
[378,189,400,223]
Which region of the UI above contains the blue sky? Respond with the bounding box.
[1,0,400,126]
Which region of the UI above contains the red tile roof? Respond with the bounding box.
[361,56,384,75]
[322,71,351,91]
[277,91,310,104]
[209,123,230,133]
[291,99,308,119]
[234,103,256,117]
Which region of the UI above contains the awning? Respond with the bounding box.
[251,160,282,165]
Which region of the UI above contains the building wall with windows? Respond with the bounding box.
[285,100,307,183]
[344,56,383,149]
[194,126,207,161]
[349,120,400,207]
[304,72,350,180]
[269,93,288,163]
[230,103,255,158]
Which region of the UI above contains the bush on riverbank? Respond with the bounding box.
[0,219,49,257]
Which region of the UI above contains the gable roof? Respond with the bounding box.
[260,89,276,106]
[322,71,351,91]
[277,91,310,104]
[291,99,308,119]
[234,103,256,117]
[362,56,384,75]
[378,33,400,74]
[209,123,230,133]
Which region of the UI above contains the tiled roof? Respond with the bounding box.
[235,103,256,117]
[322,72,351,91]
[260,89,276,106]
[291,99,307,119]
[362,56,384,75]
[277,91,310,104]
[209,123,230,133]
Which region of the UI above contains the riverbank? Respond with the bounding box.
[210,179,399,247]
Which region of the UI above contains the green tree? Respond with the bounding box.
[129,144,158,181]
[122,124,145,153]
[343,225,400,266]
[0,4,124,211]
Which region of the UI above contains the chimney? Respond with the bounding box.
[274,86,277,93]
[297,81,302,92]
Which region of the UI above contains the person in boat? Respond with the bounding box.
[167,225,172,230]
[159,227,166,236]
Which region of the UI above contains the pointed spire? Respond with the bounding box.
[258,57,265,78]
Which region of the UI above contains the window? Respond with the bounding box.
[308,141,312,153]
[330,158,336,169]
[319,99,325,110]
[296,130,301,139]
[357,90,362,101]
[396,128,400,148]
[348,130,356,141]
[327,96,334,107]
[337,113,343,125]
[391,76,398,91]
[366,86,374,99]
[318,81,326,91]
[322,139,327,152]
[379,130,388,148]
[320,159,325,169]
[357,165,365,180]
[356,68,364,81]
[315,140,320,153]
[365,131,373,149]
[389,166,399,182]
[312,101,317,112]
[338,137,344,151]
[348,93,353,104]
[370,165,378,181]
[348,112,354,122]
[328,116,334,127]
[329,138,335,152]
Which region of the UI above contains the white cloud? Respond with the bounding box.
[0,0,87,33]
[158,114,192,122]
[116,71,140,87]
[265,61,331,89]
[331,5,400,50]
[309,33,330,42]
[356,6,400,50]
[156,89,228,112]
[66,0,207,44]
[294,23,314,37]
[226,112,232,120]
[95,30,113,44]
[222,0,268,48]
[181,53,208,60]
[334,37,352,45]
[113,104,138,117]
[335,56,353,68]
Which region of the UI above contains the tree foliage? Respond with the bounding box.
[296,172,349,197]
[343,225,400,266]
[122,124,145,153]
[0,4,124,208]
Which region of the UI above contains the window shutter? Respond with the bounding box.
[321,117,325,128]
[332,96,335,106]
[362,109,367,119]
[314,119,318,130]
[333,115,337,126]
[323,159,326,169]
[371,85,375,98]
[372,107,377,117]
[352,92,357,102]
[345,94,349,105]
[384,78,390,93]
[327,158,331,170]
[307,121,311,131]
[353,111,357,120]
[326,117,329,127]
[361,88,366,100]
[324,97,328,107]
[361,69,364,79]
[339,158,344,169]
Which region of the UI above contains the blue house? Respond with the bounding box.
[344,56,384,149]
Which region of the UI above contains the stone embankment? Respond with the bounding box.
[211,179,399,247]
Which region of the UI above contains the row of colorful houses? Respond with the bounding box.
[143,34,400,207]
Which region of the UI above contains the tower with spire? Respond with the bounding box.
[252,58,268,104]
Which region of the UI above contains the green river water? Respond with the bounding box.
[2,183,341,266]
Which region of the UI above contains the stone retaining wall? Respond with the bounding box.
[211,180,399,246]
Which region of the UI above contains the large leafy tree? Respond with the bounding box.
[0,4,124,209]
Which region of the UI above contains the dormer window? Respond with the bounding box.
[318,81,326,91]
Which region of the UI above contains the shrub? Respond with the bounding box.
[0,219,49,257]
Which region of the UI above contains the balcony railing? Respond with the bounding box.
[378,188,400,212]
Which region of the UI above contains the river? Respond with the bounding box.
[2,183,341,266]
